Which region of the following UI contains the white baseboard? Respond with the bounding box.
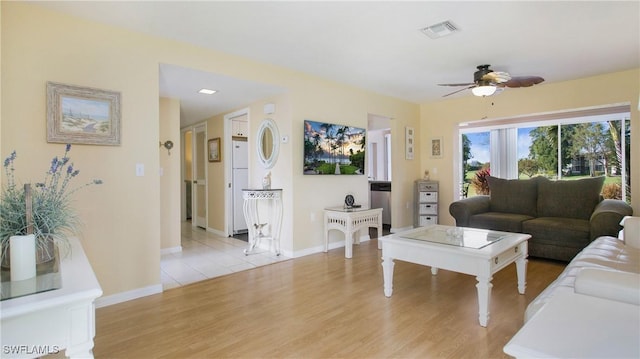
[95,284,163,308]
[206,227,228,237]
[160,246,182,255]
[292,235,372,258]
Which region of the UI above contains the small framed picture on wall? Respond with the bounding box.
[405,126,414,160]
[208,138,221,162]
[430,137,443,158]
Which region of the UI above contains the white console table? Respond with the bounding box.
[242,189,283,255]
[324,207,383,258]
[0,237,102,358]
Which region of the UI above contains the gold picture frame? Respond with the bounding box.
[208,137,221,162]
[46,82,121,146]
[430,137,443,158]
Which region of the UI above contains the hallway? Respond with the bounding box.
[160,223,289,290]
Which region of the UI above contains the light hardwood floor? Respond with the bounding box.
[94,237,565,358]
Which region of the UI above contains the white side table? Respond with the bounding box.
[242,189,283,255]
[324,207,383,258]
[0,237,102,358]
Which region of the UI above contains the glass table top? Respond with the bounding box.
[400,226,509,249]
[325,206,374,213]
[1,250,62,301]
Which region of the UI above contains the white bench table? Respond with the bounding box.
[324,207,383,258]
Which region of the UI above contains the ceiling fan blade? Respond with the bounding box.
[442,85,476,97]
[500,76,545,88]
[438,82,475,87]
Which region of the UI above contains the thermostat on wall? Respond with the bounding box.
[264,103,276,115]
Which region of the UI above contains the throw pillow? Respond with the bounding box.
[487,176,539,217]
[537,176,605,220]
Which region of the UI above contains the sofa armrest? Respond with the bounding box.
[590,199,633,240]
[449,195,491,227]
[574,268,640,305]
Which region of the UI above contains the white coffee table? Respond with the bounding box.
[380,225,529,327]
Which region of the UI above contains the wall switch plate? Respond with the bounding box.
[136,163,144,177]
[264,103,275,114]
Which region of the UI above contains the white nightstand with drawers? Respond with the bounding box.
[414,180,438,227]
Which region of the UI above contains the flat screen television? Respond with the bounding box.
[303,119,366,175]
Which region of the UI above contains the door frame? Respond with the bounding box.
[224,108,250,236]
[180,127,191,222]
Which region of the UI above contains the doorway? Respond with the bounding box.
[367,114,392,227]
[225,108,250,238]
[182,124,208,229]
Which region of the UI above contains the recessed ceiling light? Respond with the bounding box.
[198,88,217,95]
[420,20,459,39]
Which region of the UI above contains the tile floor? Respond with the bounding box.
[160,223,289,290]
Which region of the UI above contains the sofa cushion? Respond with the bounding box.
[537,176,605,220]
[469,212,533,233]
[524,235,640,321]
[487,176,539,217]
[523,217,590,249]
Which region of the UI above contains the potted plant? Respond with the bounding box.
[0,144,102,267]
[471,167,491,195]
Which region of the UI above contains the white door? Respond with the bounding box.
[193,125,207,228]
[181,128,193,222]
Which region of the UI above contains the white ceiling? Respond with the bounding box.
[33,1,640,127]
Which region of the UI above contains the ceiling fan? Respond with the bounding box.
[438,64,544,97]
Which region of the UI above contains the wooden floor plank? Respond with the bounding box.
[94,238,565,358]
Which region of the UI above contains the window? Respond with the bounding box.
[458,106,631,203]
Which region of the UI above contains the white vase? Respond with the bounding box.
[10,234,36,281]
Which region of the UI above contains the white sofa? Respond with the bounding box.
[524,215,640,321]
[504,216,639,358]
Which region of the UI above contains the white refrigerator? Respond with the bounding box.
[233,140,249,234]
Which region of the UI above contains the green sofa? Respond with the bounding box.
[449,176,633,262]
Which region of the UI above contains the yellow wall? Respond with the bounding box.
[1,3,419,298]
[5,2,633,301]
[2,3,162,296]
[420,68,640,225]
[205,112,225,233]
[159,97,181,250]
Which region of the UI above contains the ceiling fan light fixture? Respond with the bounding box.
[471,85,497,97]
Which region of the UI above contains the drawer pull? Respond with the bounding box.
[494,257,499,265]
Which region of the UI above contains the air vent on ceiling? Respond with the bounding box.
[420,20,459,39]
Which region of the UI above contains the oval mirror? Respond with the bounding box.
[257,118,280,169]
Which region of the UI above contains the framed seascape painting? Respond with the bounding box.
[47,82,121,146]
[303,119,366,175]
